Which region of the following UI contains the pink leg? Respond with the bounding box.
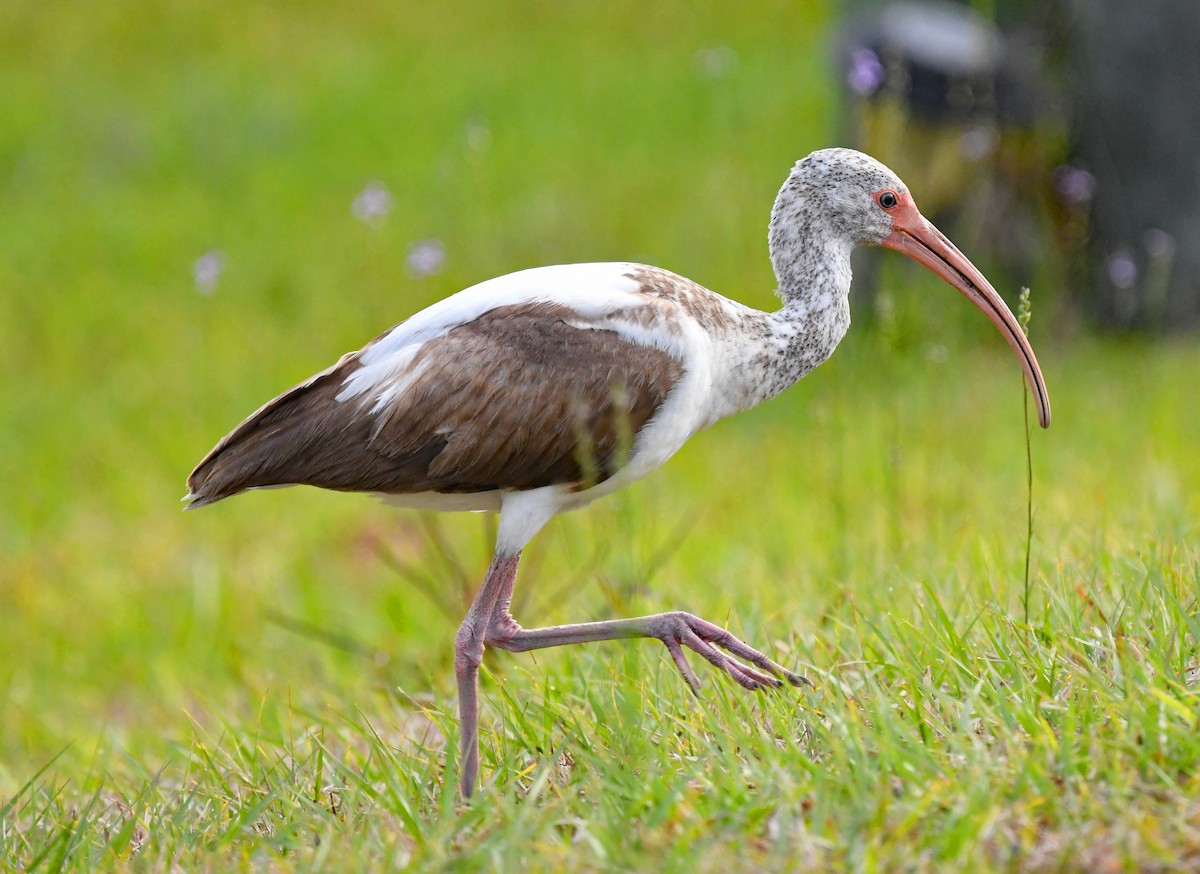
[455,551,808,797]
[454,552,521,798]
[485,573,809,694]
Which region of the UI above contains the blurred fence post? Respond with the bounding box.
[837,0,1200,333]
[1070,0,1200,330]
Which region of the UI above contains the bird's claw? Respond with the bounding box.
[651,611,810,694]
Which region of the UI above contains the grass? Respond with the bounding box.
[3,1,1200,870]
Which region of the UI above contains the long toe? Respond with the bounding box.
[696,621,806,687]
[649,612,805,694]
[664,637,704,695]
[676,629,782,690]
[785,670,814,688]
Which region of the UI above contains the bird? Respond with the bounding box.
[186,148,1051,798]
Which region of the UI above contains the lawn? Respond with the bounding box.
[3,1,1199,871]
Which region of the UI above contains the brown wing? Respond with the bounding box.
[185,302,684,506]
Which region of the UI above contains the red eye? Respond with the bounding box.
[878,191,898,209]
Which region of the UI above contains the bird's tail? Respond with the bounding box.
[181,489,215,510]
[184,352,363,509]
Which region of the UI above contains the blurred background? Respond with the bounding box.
[1,0,1197,815]
[837,0,1200,331]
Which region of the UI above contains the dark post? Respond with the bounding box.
[1070,0,1200,330]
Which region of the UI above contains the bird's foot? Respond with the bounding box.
[645,611,811,695]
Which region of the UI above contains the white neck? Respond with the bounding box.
[706,249,853,424]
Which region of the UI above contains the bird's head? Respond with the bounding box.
[773,148,906,246]
[771,147,1051,428]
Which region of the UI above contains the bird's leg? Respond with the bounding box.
[454,550,521,798]
[458,556,806,796]
[485,582,809,693]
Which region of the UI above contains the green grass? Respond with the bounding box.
[4,1,1200,870]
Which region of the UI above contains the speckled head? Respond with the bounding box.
[768,147,1052,429]
[771,148,907,252]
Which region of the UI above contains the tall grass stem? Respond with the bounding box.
[1018,288,1034,627]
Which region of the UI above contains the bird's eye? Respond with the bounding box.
[878,191,898,209]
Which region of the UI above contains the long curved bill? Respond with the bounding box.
[881,193,1051,428]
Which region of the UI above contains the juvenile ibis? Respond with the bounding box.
[186,148,1051,797]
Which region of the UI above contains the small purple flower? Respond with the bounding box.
[1143,227,1175,261]
[846,48,885,96]
[1107,250,1137,290]
[923,343,949,363]
[407,238,446,278]
[465,115,492,152]
[193,250,224,295]
[693,46,739,79]
[958,125,998,162]
[352,182,393,225]
[1054,166,1096,206]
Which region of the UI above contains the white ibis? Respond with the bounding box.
[186,148,1051,797]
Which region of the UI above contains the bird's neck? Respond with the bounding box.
[762,217,856,389]
[708,255,853,424]
[765,279,853,397]
[763,164,858,350]
[764,230,855,385]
